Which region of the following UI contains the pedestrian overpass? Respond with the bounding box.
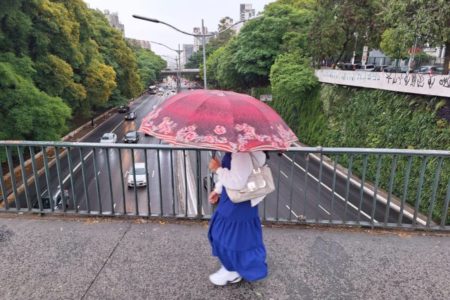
[160,68,200,76]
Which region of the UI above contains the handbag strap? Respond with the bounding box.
[249,153,262,171]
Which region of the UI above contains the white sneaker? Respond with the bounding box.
[209,266,242,286]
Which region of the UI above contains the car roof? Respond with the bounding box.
[102,132,115,137]
[134,163,146,167]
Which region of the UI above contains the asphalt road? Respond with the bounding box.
[14,92,179,216]
[195,150,409,224]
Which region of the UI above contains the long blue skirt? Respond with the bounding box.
[208,154,267,281]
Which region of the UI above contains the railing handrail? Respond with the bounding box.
[0,140,448,156]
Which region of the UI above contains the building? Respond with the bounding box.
[182,44,194,68]
[240,4,255,21]
[103,10,124,34]
[193,26,209,52]
[126,38,152,50]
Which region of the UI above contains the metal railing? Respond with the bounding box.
[0,141,448,231]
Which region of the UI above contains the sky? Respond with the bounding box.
[83,0,274,63]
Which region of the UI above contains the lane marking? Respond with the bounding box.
[307,153,427,226]
[60,150,95,186]
[114,203,116,209]
[318,204,331,215]
[151,170,155,178]
[280,170,288,178]
[282,153,376,223]
[285,205,299,218]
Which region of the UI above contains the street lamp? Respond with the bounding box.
[149,41,183,92]
[351,32,359,65]
[133,14,263,89]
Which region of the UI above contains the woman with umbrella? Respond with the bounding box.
[207,150,268,285]
[139,90,297,285]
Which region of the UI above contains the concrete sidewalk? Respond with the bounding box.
[0,215,449,300]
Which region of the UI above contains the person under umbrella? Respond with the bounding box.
[207,150,268,285]
[139,89,298,285]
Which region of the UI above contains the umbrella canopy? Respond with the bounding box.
[139,90,298,152]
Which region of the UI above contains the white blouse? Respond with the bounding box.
[214,151,267,207]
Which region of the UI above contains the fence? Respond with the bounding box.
[0,141,448,231]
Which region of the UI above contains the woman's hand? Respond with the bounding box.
[208,157,221,172]
[208,191,219,204]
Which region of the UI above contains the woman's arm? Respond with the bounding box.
[215,153,253,190]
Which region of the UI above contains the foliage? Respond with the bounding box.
[382,0,450,72]
[270,52,325,145]
[0,0,165,142]
[0,59,71,141]
[132,46,166,89]
[215,39,242,90]
[231,4,302,87]
[205,46,225,88]
[308,0,384,65]
[88,9,142,99]
[317,86,449,224]
[380,28,410,59]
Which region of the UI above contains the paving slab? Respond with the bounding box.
[0,215,449,300]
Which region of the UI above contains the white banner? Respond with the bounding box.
[315,69,450,98]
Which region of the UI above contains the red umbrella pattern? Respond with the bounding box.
[139,90,298,152]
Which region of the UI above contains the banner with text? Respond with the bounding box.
[315,69,450,98]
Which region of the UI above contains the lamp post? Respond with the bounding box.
[133,14,262,89]
[351,32,359,65]
[149,41,183,92]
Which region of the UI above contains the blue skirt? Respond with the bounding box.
[208,189,267,281]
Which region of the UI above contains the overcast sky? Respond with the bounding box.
[83,0,274,61]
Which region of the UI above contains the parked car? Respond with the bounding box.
[336,62,362,71]
[34,186,69,209]
[127,163,147,188]
[360,64,375,71]
[100,133,117,143]
[373,65,389,72]
[414,65,444,75]
[148,85,157,94]
[122,131,139,143]
[124,112,137,120]
[203,174,216,190]
[384,66,410,73]
[118,105,130,113]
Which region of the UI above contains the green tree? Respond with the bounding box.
[205,46,225,88]
[84,59,117,107]
[308,0,383,64]
[382,0,450,73]
[270,51,320,134]
[0,59,71,141]
[231,5,294,87]
[215,39,242,90]
[379,28,409,59]
[132,46,166,88]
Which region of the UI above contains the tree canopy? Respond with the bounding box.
[0,0,165,140]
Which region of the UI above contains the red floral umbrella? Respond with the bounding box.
[139,90,298,152]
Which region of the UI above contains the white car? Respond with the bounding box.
[100,133,117,143]
[127,163,147,188]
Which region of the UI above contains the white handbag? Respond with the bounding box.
[226,154,275,203]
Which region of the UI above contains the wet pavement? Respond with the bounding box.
[0,214,449,300]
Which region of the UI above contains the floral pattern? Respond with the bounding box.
[138,90,298,152]
[214,125,226,135]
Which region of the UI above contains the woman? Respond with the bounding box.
[207,151,268,286]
